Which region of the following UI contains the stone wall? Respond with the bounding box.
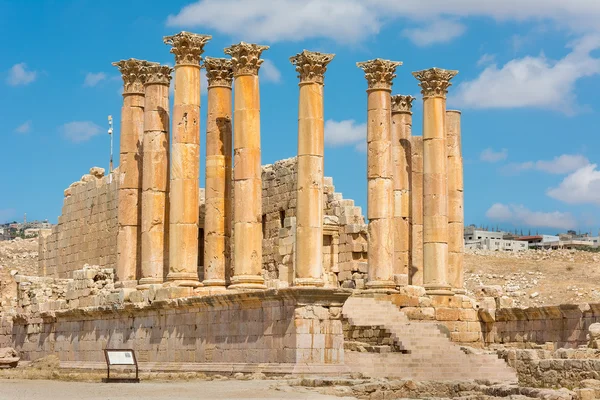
[499,348,600,388]
[483,303,600,348]
[11,288,348,370]
[38,168,118,278]
[38,158,369,288]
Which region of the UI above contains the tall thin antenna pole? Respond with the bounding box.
[108,115,114,173]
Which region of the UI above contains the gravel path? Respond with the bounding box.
[0,378,354,400]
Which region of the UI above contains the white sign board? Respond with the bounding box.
[106,350,135,365]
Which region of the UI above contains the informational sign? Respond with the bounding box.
[106,350,135,365]
[103,349,139,383]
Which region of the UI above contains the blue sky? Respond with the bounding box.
[2,0,600,234]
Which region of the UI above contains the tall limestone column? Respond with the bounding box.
[410,136,424,286]
[163,32,211,286]
[138,64,173,288]
[113,59,152,286]
[446,110,465,293]
[412,68,458,295]
[290,50,334,287]
[357,59,402,291]
[203,57,233,289]
[391,95,415,284]
[224,42,269,290]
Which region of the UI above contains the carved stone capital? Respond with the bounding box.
[112,59,158,94]
[357,58,402,90]
[391,95,416,114]
[203,57,233,88]
[412,67,458,99]
[142,64,173,86]
[223,42,269,76]
[163,31,212,66]
[289,50,335,85]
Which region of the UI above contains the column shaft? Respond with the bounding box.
[225,42,269,290]
[410,137,424,285]
[295,82,325,286]
[164,32,211,286]
[367,89,395,289]
[139,66,172,288]
[446,110,464,293]
[358,59,401,291]
[231,74,263,287]
[391,95,414,285]
[113,59,151,286]
[204,79,232,287]
[167,63,201,285]
[413,67,457,295]
[116,93,144,284]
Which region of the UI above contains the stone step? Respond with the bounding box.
[342,296,517,382]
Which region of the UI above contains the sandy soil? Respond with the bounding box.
[0,379,353,400]
[464,248,600,307]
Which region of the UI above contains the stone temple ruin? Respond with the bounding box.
[5,32,600,396]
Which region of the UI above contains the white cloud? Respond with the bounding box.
[480,148,508,163]
[260,59,281,83]
[507,154,590,174]
[547,164,600,205]
[6,63,37,86]
[324,119,366,152]
[83,72,107,87]
[401,19,466,47]
[476,53,496,67]
[166,0,600,44]
[15,121,32,134]
[451,35,600,114]
[60,121,103,143]
[486,203,577,230]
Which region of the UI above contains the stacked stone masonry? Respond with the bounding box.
[38,168,118,278]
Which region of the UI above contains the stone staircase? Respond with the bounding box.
[342,296,517,382]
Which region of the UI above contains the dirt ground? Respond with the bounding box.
[464,248,600,307]
[0,379,352,400]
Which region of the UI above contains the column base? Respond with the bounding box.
[166,272,202,287]
[424,283,454,296]
[365,280,397,292]
[202,279,227,287]
[137,277,163,290]
[228,275,266,290]
[293,278,325,287]
[452,288,467,295]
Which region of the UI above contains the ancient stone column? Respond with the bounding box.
[410,136,424,286]
[113,59,152,287]
[357,59,402,291]
[138,64,173,289]
[391,95,415,285]
[412,68,458,295]
[290,50,335,287]
[163,32,211,287]
[203,57,233,289]
[224,42,269,289]
[446,110,465,293]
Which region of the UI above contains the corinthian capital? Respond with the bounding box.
[203,57,233,88]
[142,64,173,86]
[112,59,158,94]
[163,31,212,66]
[412,67,458,99]
[223,42,269,76]
[357,58,402,90]
[391,95,416,114]
[289,50,335,85]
